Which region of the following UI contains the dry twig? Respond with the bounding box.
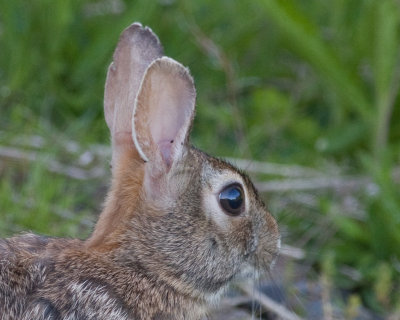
[226,157,323,177]
[0,146,105,180]
[239,282,304,320]
[255,176,371,193]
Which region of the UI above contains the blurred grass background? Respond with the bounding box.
[1,0,400,318]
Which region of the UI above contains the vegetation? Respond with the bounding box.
[1,0,399,317]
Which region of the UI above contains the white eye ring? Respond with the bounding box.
[202,166,249,229]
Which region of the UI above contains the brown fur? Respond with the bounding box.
[0,23,279,320]
[87,144,144,249]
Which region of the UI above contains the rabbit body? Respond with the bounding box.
[0,234,202,319]
[0,23,279,320]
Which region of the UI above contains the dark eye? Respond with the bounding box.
[219,184,244,216]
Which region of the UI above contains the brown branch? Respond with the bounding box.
[0,146,105,180]
[255,176,372,193]
[226,157,323,177]
[280,244,305,260]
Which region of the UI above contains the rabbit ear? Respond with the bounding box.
[104,23,163,165]
[133,57,196,170]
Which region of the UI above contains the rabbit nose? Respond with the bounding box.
[245,234,258,258]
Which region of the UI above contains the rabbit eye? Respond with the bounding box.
[219,184,244,216]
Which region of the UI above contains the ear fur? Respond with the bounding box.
[89,26,196,247]
[104,23,163,165]
[132,57,196,169]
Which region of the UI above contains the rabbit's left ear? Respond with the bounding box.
[132,57,196,170]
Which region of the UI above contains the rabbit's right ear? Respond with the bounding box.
[104,23,163,166]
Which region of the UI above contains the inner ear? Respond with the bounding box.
[132,57,196,168]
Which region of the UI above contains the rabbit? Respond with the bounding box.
[0,22,280,320]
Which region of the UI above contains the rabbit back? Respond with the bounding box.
[0,234,202,320]
[0,234,56,319]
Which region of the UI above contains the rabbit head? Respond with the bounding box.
[86,23,280,300]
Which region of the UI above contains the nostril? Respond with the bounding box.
[245,235,258,257]
[251,236,258,253]
[209,237,218,249]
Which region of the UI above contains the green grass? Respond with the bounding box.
[1,0,399,316]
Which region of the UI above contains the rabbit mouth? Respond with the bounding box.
[237,252,276,282]
[242,234,281,276]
